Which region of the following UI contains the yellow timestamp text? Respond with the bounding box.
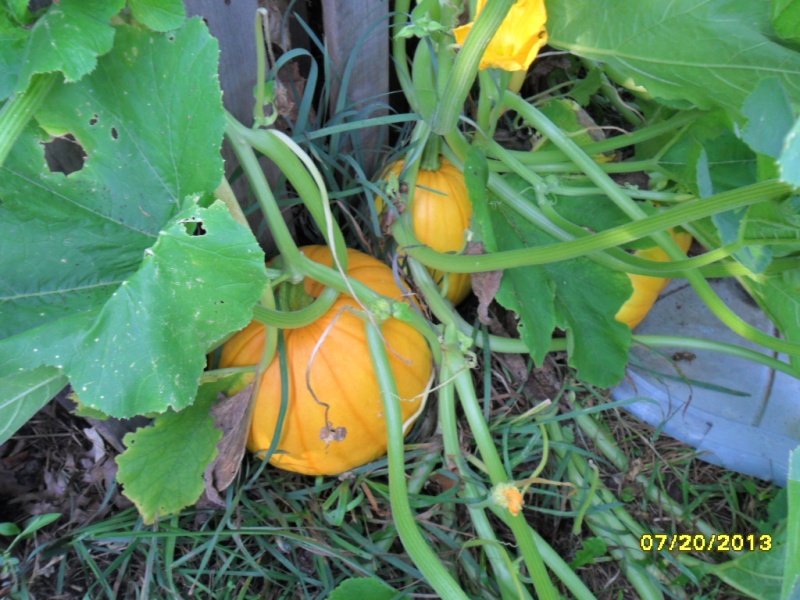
[639,533,772,553]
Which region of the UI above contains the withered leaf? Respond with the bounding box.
[320,425,347,444]
[465,241,503,326]
[202,382,256,507]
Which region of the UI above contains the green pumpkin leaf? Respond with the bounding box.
[472,175,632,388]
[0,199,266,418]
[548,0,800,116]
[116,385,221,524]
[570,537,608,569]
[657,111,758,197]
[0,20,266,418]
[784,447,800,599]
[741,195,800,256]
[691,215,800,376]
[772,0,800,46]
[10,0,125,98]
[779,116,800,188]
[128,0,186,32]
[700,528,786,600]
[0,366,67,447]
[741,78,795,160]
[328,578,399,600]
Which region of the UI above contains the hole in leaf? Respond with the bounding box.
[89,114,98,126]
[44,134,87,175]
[180,219,206,236]
[110,127,119,140]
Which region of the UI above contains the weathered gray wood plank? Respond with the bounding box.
[322,0,389,176]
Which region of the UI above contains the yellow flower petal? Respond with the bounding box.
[454,0,548,71]
[491,483,525,516]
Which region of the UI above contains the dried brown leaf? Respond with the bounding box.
[465,241,503,326]
[202,383,256,507]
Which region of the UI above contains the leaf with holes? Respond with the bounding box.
[0,198,266,417]
[0,18,267,418]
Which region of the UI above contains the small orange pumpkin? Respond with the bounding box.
[616,231,693,329]
[383,157,473,304]
[219,246,433,476]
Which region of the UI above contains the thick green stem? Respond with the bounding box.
[420,135,442,171]
[225,112,303,266]
[391,0,416,113]
[252,287,339,329]
[445,328,558,600]
[231,121,348,262]
[486,110,703,168]
[392,179,788,272]
[253,9,268,126]
[504,93,800,357]
[635,336,800,380]
[365,322,469,600]
[431,0,514,134]
[438,362,534,600]
[0,73,58,168]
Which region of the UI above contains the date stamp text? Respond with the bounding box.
[639,533,772,553]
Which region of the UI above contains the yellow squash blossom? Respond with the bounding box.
[453,0,548,71]
[491,482,524,516]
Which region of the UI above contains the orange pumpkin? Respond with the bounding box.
[219,246,433,476]
[616,231,693,329]
[383,157,473,304]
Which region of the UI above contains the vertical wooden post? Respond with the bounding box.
[322,0,390,177]
[186,0,296,252]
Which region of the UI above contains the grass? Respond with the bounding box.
[1,346,784,598]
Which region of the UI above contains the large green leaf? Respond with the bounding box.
[328,578,398,600]
[0,19,266,418]
[772,0,800,46]
[0,4,29,99]
[0,367,67,446]
[702,531,786,600]
[741,195,800,257]
[742,78,795,160]
[780,115,800,188]
[648,111,758,197]
[691,215,800,376]
[1,19,226,339]
[745,268,800,375]
[547,0,800,115]
[0,199,266,417]
[128,0,186,32]
[649,111,771,272]
[784,447,800,599]
[116,383,221,524]
[472,175,632,388]
[9,0,125,98]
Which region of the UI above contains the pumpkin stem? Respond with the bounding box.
[278,279,315,312]
[420,134,442,171]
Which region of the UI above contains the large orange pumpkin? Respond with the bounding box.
[616,231,693,329]
[384,157,473,304]
[219,245,433,476]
